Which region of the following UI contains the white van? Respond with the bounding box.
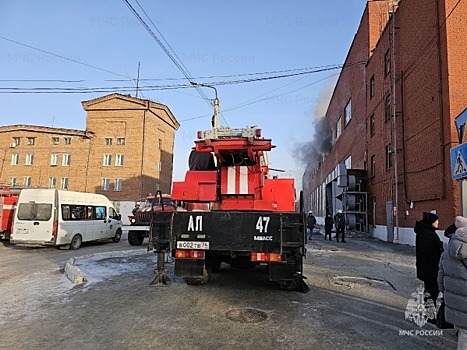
[10,189,122,249]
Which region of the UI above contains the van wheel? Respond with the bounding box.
[128,231,144,246]
[112,229,122,243]
[70,234,82,250]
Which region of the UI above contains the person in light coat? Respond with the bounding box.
[438,215,467,350]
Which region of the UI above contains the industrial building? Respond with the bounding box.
[302,0,467,245]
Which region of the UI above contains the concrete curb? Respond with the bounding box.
[64,258,86,285]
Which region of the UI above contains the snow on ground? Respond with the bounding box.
[73,249,155,286]
[0,266,74,326]
[0,249,154,326]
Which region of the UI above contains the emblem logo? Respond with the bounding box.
[404,285,436,327]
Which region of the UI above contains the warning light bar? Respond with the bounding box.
[175,250,205,259]
[251,252,282,262]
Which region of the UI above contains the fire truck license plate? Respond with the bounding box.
[176,241,210,250]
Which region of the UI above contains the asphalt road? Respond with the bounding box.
[0,231,459,350]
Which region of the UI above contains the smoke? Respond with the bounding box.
[295,82,335,169]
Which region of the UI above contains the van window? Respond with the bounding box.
[109,207,119,219]
[95,206,106,219]
[62,205,86,220]
[86,206,94,219]
[17,203,52,221]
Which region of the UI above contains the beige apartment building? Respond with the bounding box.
[0,93,179,201]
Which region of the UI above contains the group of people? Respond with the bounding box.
[414,211,467,349]
[306,210,346,242]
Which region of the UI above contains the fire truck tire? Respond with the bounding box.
[112,229,122,243]
[128,231,144,246]
[69,234,82,250]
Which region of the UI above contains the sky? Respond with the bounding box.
[0,1,368,191]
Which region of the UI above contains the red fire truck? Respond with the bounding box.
[0,185,20,240]
[127,193,177,246]
[149,122,308,292]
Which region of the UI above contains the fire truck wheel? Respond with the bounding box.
[69,234,82,250]
[128,231,144,246]
[184,266,210,285]
[112,229,122,243]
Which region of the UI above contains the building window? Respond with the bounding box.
[12,137,20,146]
[370,113,375,137]
[344,155,352,169]
[105,138,112,145]
[62,154,71,166]
[11,153,19,165]
[117,138,125,145]
[51,154,58,166]
[386,144,392,169]
[24,177,31,187]
[27,137,36,145]
[9,177,16,186]
[385,49,391,76]
[336,117,342,139]
[51,137,59,145]
[385,94,391,122]
[114,179,123,191]
[101,178,110,191]
[344,99,352,125]
[103,154,112,166]
[64,137,71,145]
[115,154,124,166]
[371,155,376,177]
[158,160,162,172]
[61,177,69,190]
[369,75,375,99]
[48,177,56,188]
[25,153,34,165]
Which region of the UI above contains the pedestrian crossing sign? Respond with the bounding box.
[451,143,467,180]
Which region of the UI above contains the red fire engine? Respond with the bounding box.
[149,121,308,292]
[0,185,20,240]
[127,193,177,246]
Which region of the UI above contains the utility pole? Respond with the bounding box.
[390,3,399,241]
[136,61,141,98]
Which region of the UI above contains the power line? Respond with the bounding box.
[121,0,228,125]
[0,62,354,93]
[0,64,344,83]
[0,36,132,79]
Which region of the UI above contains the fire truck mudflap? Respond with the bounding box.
[149,210,308,292]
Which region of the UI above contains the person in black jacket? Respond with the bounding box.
[414,212,444,306]
[324,212,333,240]
[334,210,346,242]
[307,211,316,240]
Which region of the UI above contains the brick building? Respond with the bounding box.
[303,0,467,245]
[0,93,179,202]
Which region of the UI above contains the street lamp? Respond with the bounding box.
[191,82,219,129]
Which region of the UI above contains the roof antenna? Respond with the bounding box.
[135,61,141,98]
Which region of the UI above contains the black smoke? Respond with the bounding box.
[294,82,335,192]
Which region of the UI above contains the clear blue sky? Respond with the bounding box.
[0,1,367,191]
